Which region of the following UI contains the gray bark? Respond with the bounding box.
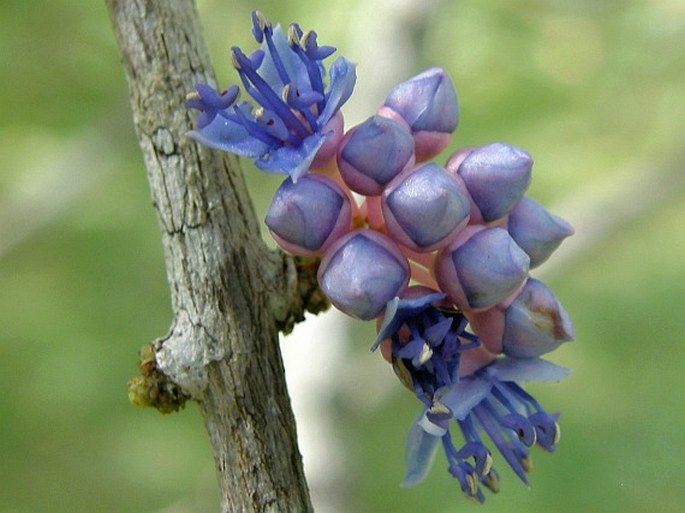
[105,1,321,511]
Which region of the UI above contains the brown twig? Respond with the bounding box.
[105,1,317,510]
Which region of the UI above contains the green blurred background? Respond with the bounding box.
[1,0,684,512]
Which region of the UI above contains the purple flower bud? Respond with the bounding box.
[318,229,410,320]
[265,174,351,256]
[382,163,471,252]
[502,278,574,358]
[379,68,459,162]
[445,147,475,174]
[507,197,573,268]
[436,226,530,311]
[337,115,415,195]
[457,143,533,222]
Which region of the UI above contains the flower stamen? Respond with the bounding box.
[231,47,311,140]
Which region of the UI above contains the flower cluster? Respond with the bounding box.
[187,11,575,504]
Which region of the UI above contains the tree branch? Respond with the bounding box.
[105,1,319,510]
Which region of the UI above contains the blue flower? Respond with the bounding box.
[186,11,356,182]
[372,291,446,351]
[372,288,480,405]
[402,357,570,503]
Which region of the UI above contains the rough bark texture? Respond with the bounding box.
[105,1,316,511]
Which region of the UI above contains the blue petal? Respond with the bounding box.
[187,114,270,158]
[257,25,308,92]
[370,292,445,351]
[318,56,357,126]
[396,337,427,360]
[254,133,327,182]
[423,317,454,347]
[437,378,493,420]
[402,411,442,487]
[300,30,336,60]
[486,357,571,383]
